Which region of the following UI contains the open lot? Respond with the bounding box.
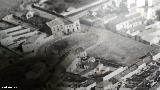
[87,27,154,66]
[37,25,154,67]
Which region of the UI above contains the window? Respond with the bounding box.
[91,87,95,90]
[52,27,55,31]
[67,29,69,33]
[77,27,79,30]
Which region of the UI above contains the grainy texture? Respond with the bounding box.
[0,0,22,18]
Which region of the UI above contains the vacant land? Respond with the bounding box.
[37,26,154,67]
[87,27,154,66]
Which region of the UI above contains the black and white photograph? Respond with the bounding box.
[0,0,160,90]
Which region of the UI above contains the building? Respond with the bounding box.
[96,81,113,90]
[46,18,81,35]
[22,33,54,53]
[60,0,113,16]
[136,0,146,8]
[80,15,101,27]
[102,14,118,25]
[127,0,136,9]
[76,80,96,90]
[114,0,122,7]
[103,67,127,81]
[126,25,145,37]
[0,25,36,48]
[145,21,160,29]
[0,20,15,30]
[30,4,56,20]
[137,28,160,45]
[105,12,144,33]
[14,14,51,29]
[62,47,87,72]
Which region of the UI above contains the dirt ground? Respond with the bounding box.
[37,25,154,67]
[87,27,154,66]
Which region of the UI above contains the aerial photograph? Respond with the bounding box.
[1,0,160,90]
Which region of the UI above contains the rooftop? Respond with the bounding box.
[38,0,108,14]
[46,18,65,27]
[138,28,160,43]
[0,21,15,30]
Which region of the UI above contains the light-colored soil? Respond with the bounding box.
[87,26,154,66]
[37,26,154,66]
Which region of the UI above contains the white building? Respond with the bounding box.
[127,0,136,9]
[0,24,42,50]
[121,63,147,81]
[106,12,143,33]
[103,67,127,81]
[138,28,160,45]
[114,0,122,7]
[0,26,28,46]
[46,18,81,35]
[148,0,153,6]
[153,53,160,61]
[136,0,146,8]
[145,21,160,29]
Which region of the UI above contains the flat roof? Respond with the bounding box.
[138,28,160,42]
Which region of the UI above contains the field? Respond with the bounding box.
[37,25,154,67]
[87,27,154,66]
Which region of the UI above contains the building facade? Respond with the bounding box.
[46,18,81,35]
